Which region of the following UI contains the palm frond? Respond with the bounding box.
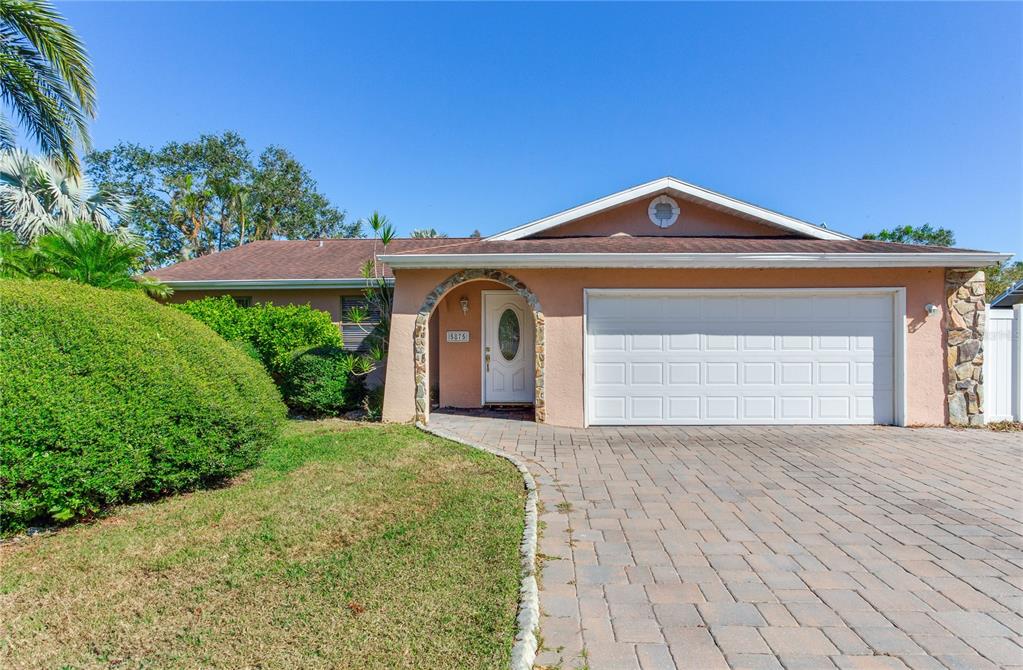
[0,149,127,241]
[0,0,95,115]
[0,1,95,174]
[0,112,15,150]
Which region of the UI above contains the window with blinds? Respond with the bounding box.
[341,296,382,351]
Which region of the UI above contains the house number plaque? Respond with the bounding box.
[446,331,470,343]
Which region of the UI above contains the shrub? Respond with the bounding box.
[281,345,367,416]
[230,339,262,363]
[0,280,287,532]
[175,296,342,374]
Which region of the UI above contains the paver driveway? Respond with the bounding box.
[429,412,1023,670]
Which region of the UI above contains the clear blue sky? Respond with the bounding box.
[61,2,1021,256]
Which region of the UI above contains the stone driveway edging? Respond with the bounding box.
[418,422,541,670]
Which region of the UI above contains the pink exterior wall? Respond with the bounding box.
[432,280,509,407]
[382,267,949,428]
[532,198,783,238]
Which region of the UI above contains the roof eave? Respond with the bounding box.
[154,278,393,290]
[485,177,853,242]
[379,251,1012,270]
[989,279,1023,308]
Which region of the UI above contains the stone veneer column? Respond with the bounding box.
[945,269,986,425]
[413,269,546,425]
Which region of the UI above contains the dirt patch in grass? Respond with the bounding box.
[0,422,526,669]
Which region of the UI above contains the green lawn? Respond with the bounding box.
[0,421,526,669]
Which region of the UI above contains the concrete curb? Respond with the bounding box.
[417,422,539,670]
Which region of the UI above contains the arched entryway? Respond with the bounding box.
[413,269,545,424]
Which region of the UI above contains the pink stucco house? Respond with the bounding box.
[150,178,1009,428]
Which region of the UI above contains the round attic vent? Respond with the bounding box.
[648,195,680,228]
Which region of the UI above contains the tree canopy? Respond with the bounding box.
[862,223,1019,302]
[861,224,955,247]
[86,132,362,268]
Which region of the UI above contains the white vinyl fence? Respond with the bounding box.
[984,305,1022,422]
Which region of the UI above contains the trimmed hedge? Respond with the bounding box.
[281,345,366,416]
[174,296,342,374]
[0,280,287,532]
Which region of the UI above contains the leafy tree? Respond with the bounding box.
[409,227,447,238]
[0,0,96,176]
[469,229,482,238]
[862,224,1020,302]
[86,133,360,267]
[985,260,1023,302]
[249,146,357,241]
[862,224,955,247]
[0,149,128,241]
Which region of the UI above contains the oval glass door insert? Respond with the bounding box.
[498,309,520,361]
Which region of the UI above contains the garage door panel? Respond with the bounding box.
[668,396,701,420]
[780,362,813,385]
[631,396,663,420]
[593,362,626,385]
[631,362,663,385]
[592,396,626,421]
[742,362,775,385]
[706,334,739,350]
[743,396,776,420]
[631,334,664,351]
[668,333,700,350]
[743,335,776,350]
[592,333,626,351]
[587,292,897,425]
[780,396,814,420]
[668,362,700,384]
[706,362,739,385]
[819,362,851,384]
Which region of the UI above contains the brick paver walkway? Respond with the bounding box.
[429,412,1023,670]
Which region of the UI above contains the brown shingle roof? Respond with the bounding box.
[145,238,467,281]
[147,236,993,282]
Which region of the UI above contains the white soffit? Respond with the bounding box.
[486,177,853,242]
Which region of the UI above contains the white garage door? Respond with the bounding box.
[586,290,898,425]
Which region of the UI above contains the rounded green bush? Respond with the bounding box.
[174,296,343,375]
[0,280,287,532]
[281,345,366,416]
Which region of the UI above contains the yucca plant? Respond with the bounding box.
[0,0,96,176]
[345,211,394,359]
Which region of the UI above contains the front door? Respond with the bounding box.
[483,291,535,404]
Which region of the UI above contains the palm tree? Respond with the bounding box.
[167,173,214,259]
[409,227,447,238]
[0,148,128,241]
[32,220,171,297]
[0,0,96,175]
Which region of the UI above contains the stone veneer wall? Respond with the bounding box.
[413,269,546,425]
[945,269,986,425]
